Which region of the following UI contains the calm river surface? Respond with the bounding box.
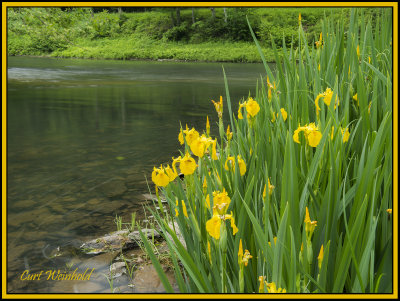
[7,56,271,293]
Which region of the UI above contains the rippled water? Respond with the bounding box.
[7,56,272,293]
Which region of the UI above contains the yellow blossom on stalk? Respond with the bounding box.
[263,178,275,199]
[225,213,239,235]
[267,76,276,90]
[238,239,243,264]
[226,125,233,141]
[225,155,246,176]
[341,127,350,143]
[279,108,288,121]
[179,152,197,175]
[368,101,372,114]
[315,87,339,116]
[268,236,277,247]
[298,13,301,25]
[387,209,392,214]
[315,32,323,48]
[212,189,231,215]
[203,177,207,194]
[368,56,371,64]
[165,164,178,182]
[211,139,218,160]
[178,124,189,145]
[271,112,276,123]
[242,249,252,266]
[185,127,200,145]
[190,134,212,158]
[308,130,323,147]
[205,194,211,209]
[268,88,272,101]
[206,116,210,136]
[206,211,238,239]
[293,123,322,147]
[357,45,360,58]
[245,97,260,118]
[353,93,359,106]
[330,126,335,140]
[318,244,324,270]
[238,239,252,267]
[304,207,317,238]
[151,165,170,187]
[206,215,222,239]
[175,199,188,218]
[266,282,286,293]
[318,63,321,71]
[238,101,246,119]
[212,96,223,118]
[259,276,266,293]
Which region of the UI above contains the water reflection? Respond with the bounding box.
[7,56,272,292]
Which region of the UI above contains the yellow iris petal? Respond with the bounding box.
[179,152,197,175]
[206,215,221,240]
[245,97,260,117]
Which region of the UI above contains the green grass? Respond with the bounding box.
[49,36,278,62]
[140,7,393,294]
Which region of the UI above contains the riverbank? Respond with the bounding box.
[10,37,279,63]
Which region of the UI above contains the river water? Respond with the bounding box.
[6,56,271,293]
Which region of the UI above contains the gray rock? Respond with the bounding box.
[80,229,161,255]
[110,261,126,278]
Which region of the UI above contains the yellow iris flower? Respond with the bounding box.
[179,126,200,146]
[190,134,213,158]
[225,155,247,176]
[315,87,339,116]
[315,32,323,48]
[206,211,238,240]
[212,96,223,118]
[341,127,350,143]
[246,97,260,117]
[238,239,252,267]
[293,123,322,147]
[259,276,266,293]
[179,152,197,175]
[278,108,288,121]
[151,165,170,187]
[304,207,317,238]
[238,97,260,119]
[226,125,233,141]
[263,178,275,199]
[266,282,286,293]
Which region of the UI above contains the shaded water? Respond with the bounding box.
[7,56,271,293]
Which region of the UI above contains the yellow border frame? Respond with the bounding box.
[2,2,398,299]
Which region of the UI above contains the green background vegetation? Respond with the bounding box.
[7,7,381,62]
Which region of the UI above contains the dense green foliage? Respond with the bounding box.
[7,7,380,62]
[141,8,393,294]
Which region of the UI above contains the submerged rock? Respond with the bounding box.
[99,180,127,198]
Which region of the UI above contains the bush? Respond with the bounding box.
[89,10,121,38]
